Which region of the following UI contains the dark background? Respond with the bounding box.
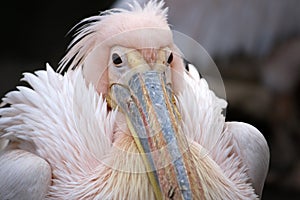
[0,1,114,96]
[1,1,299,199]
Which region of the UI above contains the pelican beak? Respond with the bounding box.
[109,50,201,199]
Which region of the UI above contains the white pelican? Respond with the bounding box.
[0,1,269,199]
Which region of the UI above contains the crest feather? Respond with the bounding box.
[58,0,169,74]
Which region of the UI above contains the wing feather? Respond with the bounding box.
[0,149,51,200]
[224,122,270,196]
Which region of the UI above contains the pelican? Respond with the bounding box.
[0,1,269,199]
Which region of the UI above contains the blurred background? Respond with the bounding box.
[0,0,299,199]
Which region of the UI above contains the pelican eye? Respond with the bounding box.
[167,52,173,64]
[112,53,123,66]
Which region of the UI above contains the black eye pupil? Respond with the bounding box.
[112,53,123,65]
[167,52,173,64]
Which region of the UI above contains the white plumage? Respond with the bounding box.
[0,1,269,199]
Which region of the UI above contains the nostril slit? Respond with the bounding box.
[168,186,176,199]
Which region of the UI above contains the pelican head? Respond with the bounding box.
[58,1,205,196]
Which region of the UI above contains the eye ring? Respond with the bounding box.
[112,53,123,66]
[167,52,173,64]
